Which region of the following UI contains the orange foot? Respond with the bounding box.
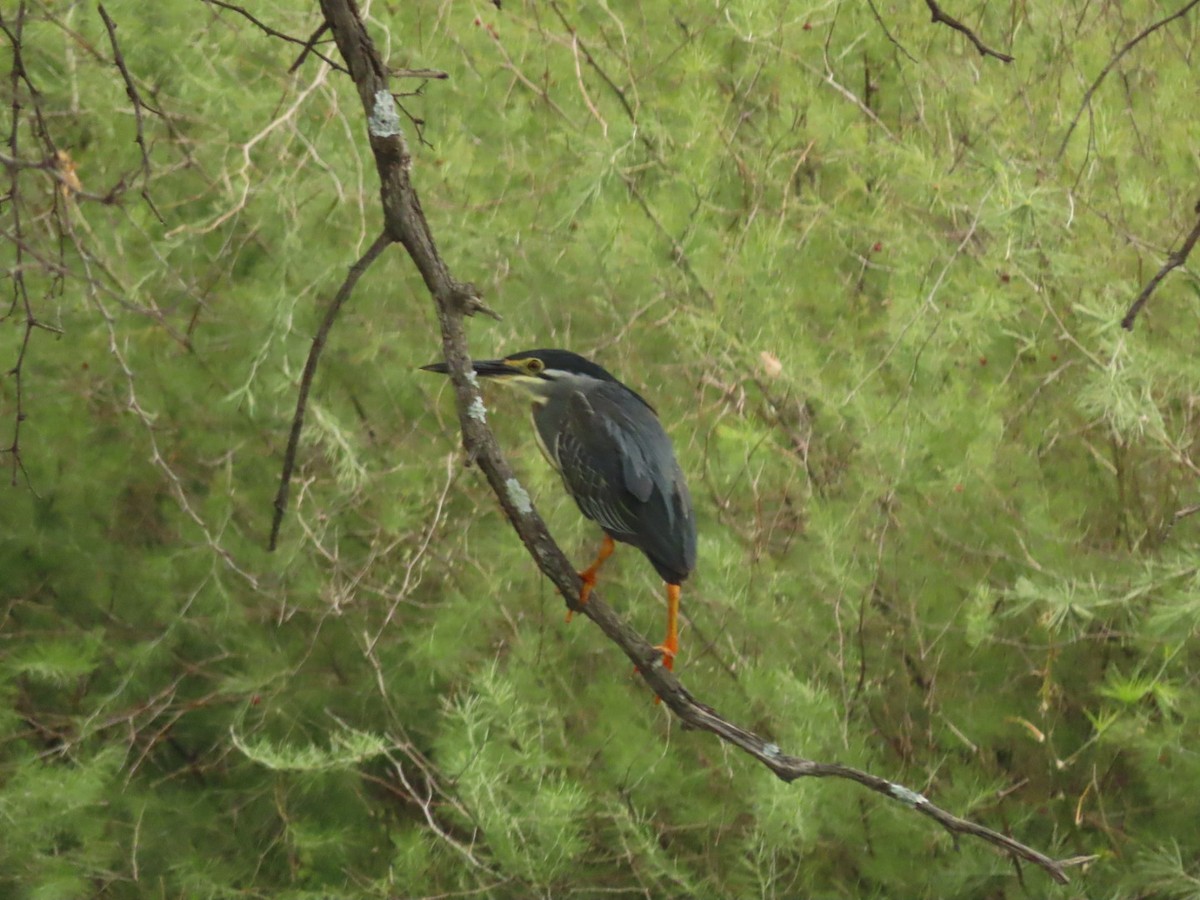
[636,643,678,705]
[653,639,677,672]
[632,636,678,684]
[647,583,681,672]
[566,535,615,623]
[565,572,598,623]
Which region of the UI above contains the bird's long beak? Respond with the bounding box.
[420,358,515,378]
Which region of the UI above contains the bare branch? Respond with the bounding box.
[390,67,449,80]
[0,148,45,170]
[96,3,161,218]
[867,0,917,63]
[200,0,348,73]
[287,20,329,73]
[923,0,1014,62]
[0,0,48,490]
[97,5,158,166]
[546,1,721,301]
[1122,200,1200,331]
[293,0,1083,884]
[269,230,394,550]
[69,219,263,587]
[1057,0,1200,160]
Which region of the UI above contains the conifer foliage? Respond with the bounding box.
[2,1,1199,897]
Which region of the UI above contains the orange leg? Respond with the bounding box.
[640,583,682,703]
[567,534,615,622]
[653,583,681,672]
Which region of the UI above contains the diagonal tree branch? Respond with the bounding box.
[201,0,347,72]
[867,0,917,63]
[923,0,1013,63]
[270,230,393,549]
[1056,0,1200,161]
[97,4,163,221]
[287,21,331,73]
[1121,199,1200,331]
[305,0,1081,884]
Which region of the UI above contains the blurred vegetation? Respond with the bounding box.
[2,1,1199,897]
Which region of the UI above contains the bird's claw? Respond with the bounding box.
[633,645,677,705]
[566,572,599,623]
[632,641,677,678]
[653,642,677,672]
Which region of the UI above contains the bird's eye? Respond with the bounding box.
[524,358,545,375]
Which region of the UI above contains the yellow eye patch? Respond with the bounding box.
[507,357,545,375]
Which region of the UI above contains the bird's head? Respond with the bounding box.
[421,348,628,404]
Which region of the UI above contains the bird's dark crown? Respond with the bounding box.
[505,349,656,413]
[504,349,619,383]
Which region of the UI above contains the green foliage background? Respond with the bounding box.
[2,1,1199,897]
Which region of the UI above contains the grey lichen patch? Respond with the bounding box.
[467,395,487,422]
[888,783,928,808]
[762,742,781,759]
[505,478,533,515]
[368,89,401,138]
[466,370,480,388]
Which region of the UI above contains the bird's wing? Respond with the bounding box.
[554,384,695,581]
[552,389,641,536]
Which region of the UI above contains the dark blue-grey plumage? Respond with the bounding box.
[535,380,695,585]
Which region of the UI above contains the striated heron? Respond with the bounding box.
[422,348,696,670]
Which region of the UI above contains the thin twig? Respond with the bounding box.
[269,231,394,550]
[866,0,917,63]
[923,0,1014,62]
[1121,200,1200,331]
[620,172,714,304]
[1,3,29,488]
[307,0,1080,884]
[547,1,639,128]
[1057,0,1200,160]
[0,149,127,203]
[97,4,156,168]
[390,67,449,80]
[287,20,329,73]
[67,220,261,586]
[201,0,348,73]
[0,1,52,491]
[568,33,608,135]
[547,1,720,301]
[96,4,161,218]
[814,48,897,141]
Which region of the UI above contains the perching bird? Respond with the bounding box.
[422,349,696,670]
